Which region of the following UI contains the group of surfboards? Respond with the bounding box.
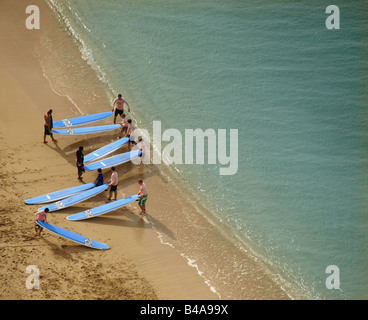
[25,111,143,249]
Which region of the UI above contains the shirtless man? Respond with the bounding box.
[43,109,57,143]
[125,119,136,149]
[107,167,118,201]
[118,113,129,138]
[112,94,130,124]
[137,179,148,215]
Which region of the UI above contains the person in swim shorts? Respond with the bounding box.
[118,113,129,139]
[76,146,85,180]
[108,166,118,201]
[43,109,57,143]
[112,94,130,124]
[137,179,148,215]
[125,119,136,149]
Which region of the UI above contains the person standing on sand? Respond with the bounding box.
[35,208,49,236]
[112,93,130,124]
[76,146,85,180]
[137,179,148,215]
[108,166,118,201]
[43,109,57,143]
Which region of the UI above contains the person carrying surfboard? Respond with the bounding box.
[125,119,136,150]
[43,109,57,143]
[112,94,130,124]
[137,136,146,163]
[118,113,129,139]
[137,179,148,215]
[35,208,49,236]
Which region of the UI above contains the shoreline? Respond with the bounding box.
[0,0,293,300]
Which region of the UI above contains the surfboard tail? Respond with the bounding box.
[37,221,109,249]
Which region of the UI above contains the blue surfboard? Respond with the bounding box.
[37,221,109,249]
[84,137,129,163]
[67,194,139,221]
[52,124,120,135]
[25,183,96,205]
[38,184,109,212]
[53,111,113,128]
[84,150,142,171]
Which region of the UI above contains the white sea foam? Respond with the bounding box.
[145,215,221,298]
[46,0,109,89]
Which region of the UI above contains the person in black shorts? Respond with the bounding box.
[114,108,124,118]
[43,109,57,143]
[76,146,85,180]
[107,167,118,201]
[112,94,130,124]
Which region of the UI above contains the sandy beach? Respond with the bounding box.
[0,0,290,300]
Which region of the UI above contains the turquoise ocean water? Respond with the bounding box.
[45,0,368,299]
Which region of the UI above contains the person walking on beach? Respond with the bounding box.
[112,94,130,124]
[43,109,57,143]
[94,168,104,187]
[108,166,118,201]
[35,208,49,236]
[118,113,129,139]
[137,179,148,215]
[76,146,85,180]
